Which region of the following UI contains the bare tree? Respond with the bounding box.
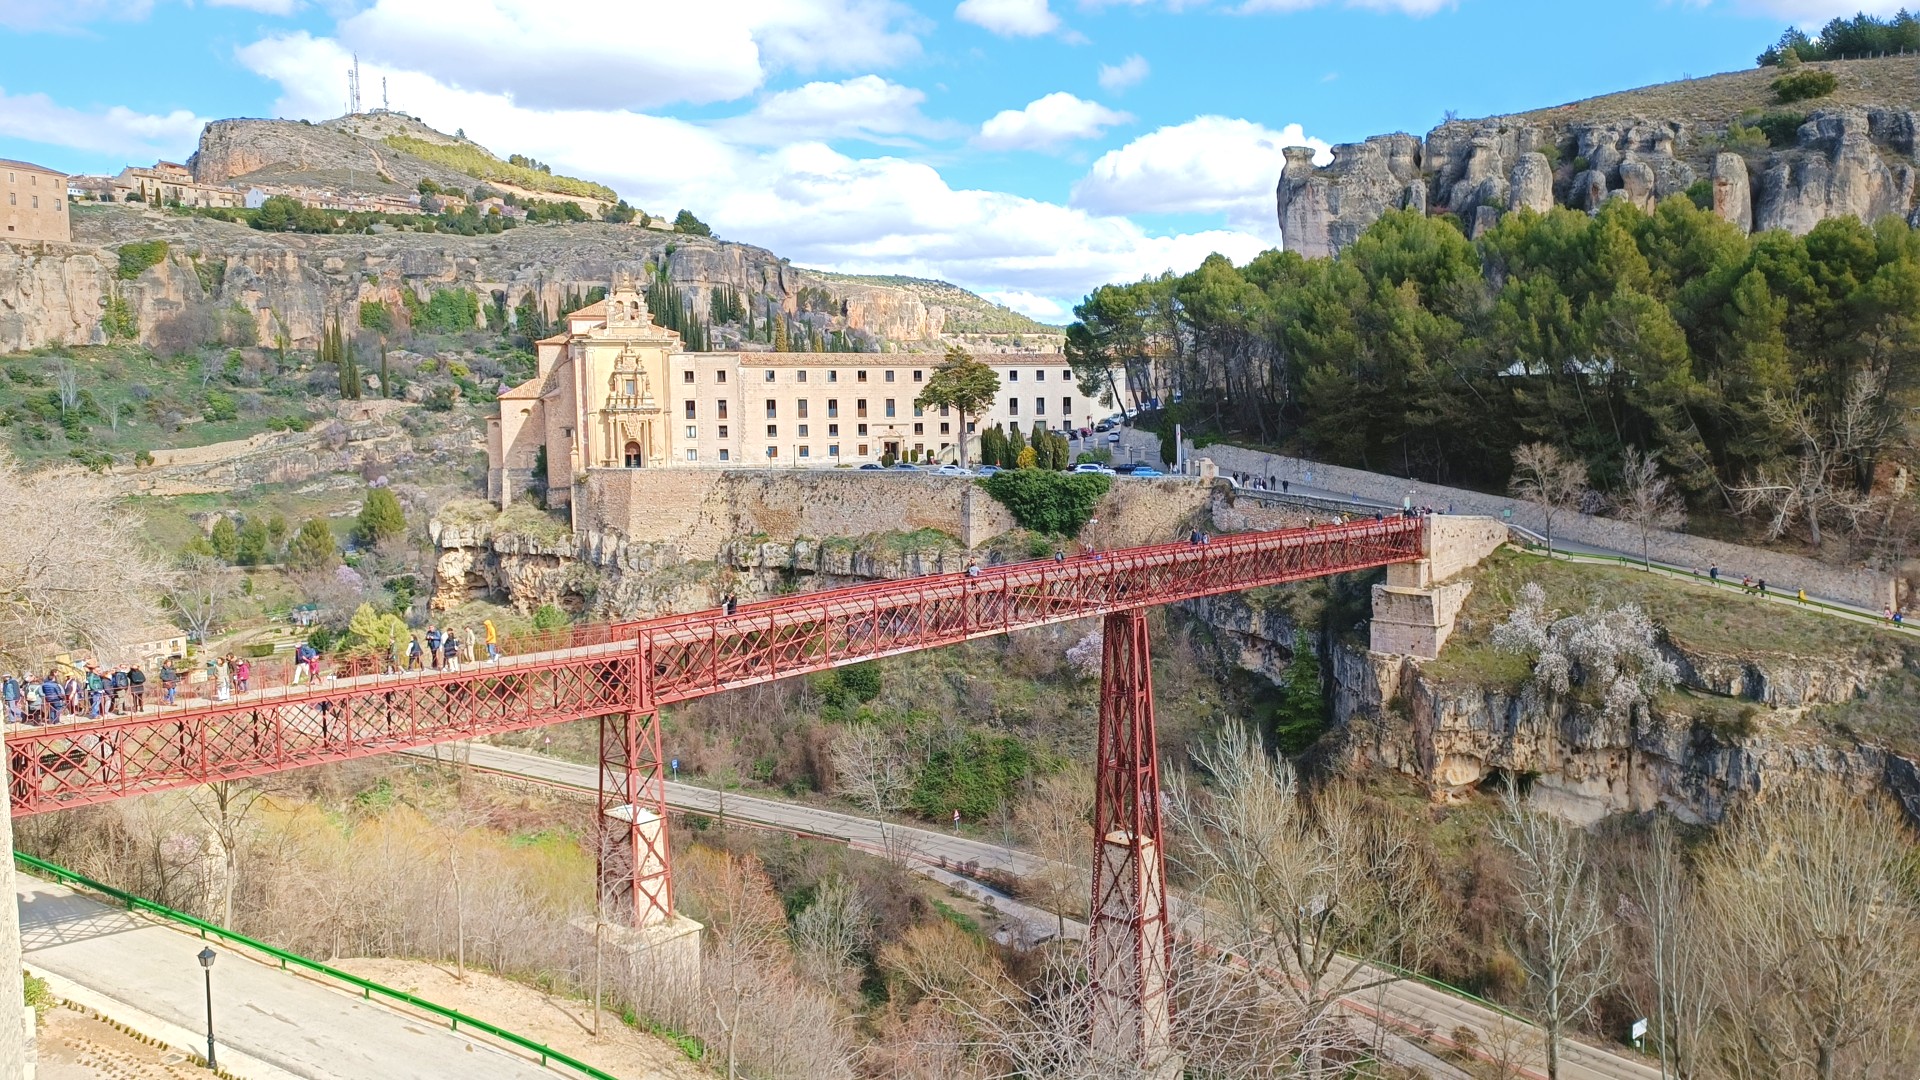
[791,874,873,994]
[1015,770,1094,939]
[1508,442,1591,555]
[1621,815,1713,1080]
[1612,446,1685,568]
[187,778,278,927]
[829,723,912,815]
[0,447,168,666]
[50,358,81,416]
[1492,785,1616,1080]
[1166,719,1444,1077]
[165,555,241,646]
[1732,370,1894,550]
[1694,782,1920,1080]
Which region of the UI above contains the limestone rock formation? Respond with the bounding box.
[1276,136,1421,259]
[1275,97,1920,257]
[1711,152,1753,231]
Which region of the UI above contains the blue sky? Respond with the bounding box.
[0,0,1887,318]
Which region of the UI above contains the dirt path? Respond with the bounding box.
[37,1003,208,1079]
[331,957,706,1080]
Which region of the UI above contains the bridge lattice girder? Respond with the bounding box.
[6,517,1423,818]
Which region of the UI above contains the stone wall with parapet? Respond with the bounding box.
[576,469,1221,556]
[1127,430,1898,611]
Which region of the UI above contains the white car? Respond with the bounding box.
[1073,462,1116,475]
[933,464,972,476]
[1106,431,1121,443]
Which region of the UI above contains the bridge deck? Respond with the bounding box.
[7,517,1424,815]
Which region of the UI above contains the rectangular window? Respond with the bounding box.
[1036,370,1045,381]
[683,370,695,383]
[717,400,728,419]
[857,399,868,418]
[827,399,838,418]
[1063,396,1073,415]
[828,370,838,383]
[30,196,37,209]
[765,401,777,418]
[857,370,868,383]
[829,445,840,457]
[913,404,923,417]
[884,398,896,418]
[718,425,728,438]
[684,400,696,419]
[767,446,777,459]
[885,370,895,382]
[858,424,868,436]
[767,424,779,437]
[828,423,839,437]
[797,399,809,418]
[940,422,950,435]
[940,405,950,417]
[1008,370,1019,381]
[1009,399,1019,415]
[685,425,697,439]
[685,449,698,461]
[764,370,776,382]
[913,423,924,435]
[799,446,811,458]
[1035,398,1045,414]
[798,424,809,437]
[913,370,923,382]
[719,449,731,461]
[858,444,869,456]
[716,370,727,383]
[796,369,807,383]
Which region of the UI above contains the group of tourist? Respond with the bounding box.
[388,620,500,675]
[3,660,159,726]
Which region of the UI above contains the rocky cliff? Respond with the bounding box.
[0,205,1033,353]
[1278,57,1920,256]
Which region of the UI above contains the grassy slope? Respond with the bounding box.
[383,135,618,203]
[1505,55,1920,127]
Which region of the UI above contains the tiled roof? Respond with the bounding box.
[0,158,64,175]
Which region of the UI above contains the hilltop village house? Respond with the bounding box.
[487,276,1108,520]
[1,158,70,243]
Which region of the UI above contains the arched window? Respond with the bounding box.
[624,441,644,468]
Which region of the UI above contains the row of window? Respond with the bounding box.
[685,421,954,441]
[682,443,938,463]
[683,398,962,421]
[6,193,56,209]
[676,366,1076,386]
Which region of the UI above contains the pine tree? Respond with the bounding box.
[355,488,407,546]
[1008,424,1027,464]
[378,342,391,398]
[773,313,789,352]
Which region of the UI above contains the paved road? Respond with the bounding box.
[16,874,562,1080]
[441,743,1660,1080]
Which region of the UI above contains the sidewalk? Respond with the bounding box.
[16,874,559,1080]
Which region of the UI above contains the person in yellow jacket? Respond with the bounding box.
[483,619,499,662]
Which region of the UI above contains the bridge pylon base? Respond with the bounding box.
[1088,608,1176,1073]
[571,913,703,1002]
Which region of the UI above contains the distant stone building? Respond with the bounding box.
[488,276,1107,520]
[0,158,70,243]
[111,162,246,209]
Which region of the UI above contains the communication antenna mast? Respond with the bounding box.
[347,54,362,115]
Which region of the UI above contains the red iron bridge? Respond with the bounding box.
[6,515,1426,1069]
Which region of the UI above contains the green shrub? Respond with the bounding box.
[202,390,238,422]
[22,971,52,1024]
[1685,179,1715,210]
[306,626,338,653]
[116,240,169,280]
[101,294,138,341]
[910,732,1034,821]
[244,643,277,658]
[532,603,569,630]
[1771,68,1838,103]
[359,301,393,334]
[978,470,1110,536]
[419,289,479,333]
[1751,111,1809,147]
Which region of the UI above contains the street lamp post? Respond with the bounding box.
[197,946,218,1071]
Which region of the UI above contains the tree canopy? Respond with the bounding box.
[916,346,1001,467]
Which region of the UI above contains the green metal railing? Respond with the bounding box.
[12,851,621,1080]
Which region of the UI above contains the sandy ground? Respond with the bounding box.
[329,958,707,1080]
[37,1003,208,1079]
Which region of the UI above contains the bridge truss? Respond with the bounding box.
[6,515,1425,1065]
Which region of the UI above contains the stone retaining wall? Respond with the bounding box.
[1122,431,1898,611]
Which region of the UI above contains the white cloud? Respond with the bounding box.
[982,290,1070,320]
[0,0,154,31]
[955,0,1060,36]
[1097,55,1151,93]
[1072,115,1331,229]
[236,33,1267,311]
[332,0,923,112]
[976,92,1131,151]
[0,87,205,160]
[716,76,949,145]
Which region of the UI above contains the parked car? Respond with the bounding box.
[1130,466,1164,478]
[858,463,885,470]
[976,465,1001,476]
[1072,463,1116,475]
[891,461,921,470]
[934,464,972,476]
[1111,463,1142,475]
[1106,431,1121,443]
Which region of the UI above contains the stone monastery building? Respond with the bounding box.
[488,275,1108,515]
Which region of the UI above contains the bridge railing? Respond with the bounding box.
[12,850,641,1080]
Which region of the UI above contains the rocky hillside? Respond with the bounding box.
[1279,55,1920,256]
[0,204,1022,353]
